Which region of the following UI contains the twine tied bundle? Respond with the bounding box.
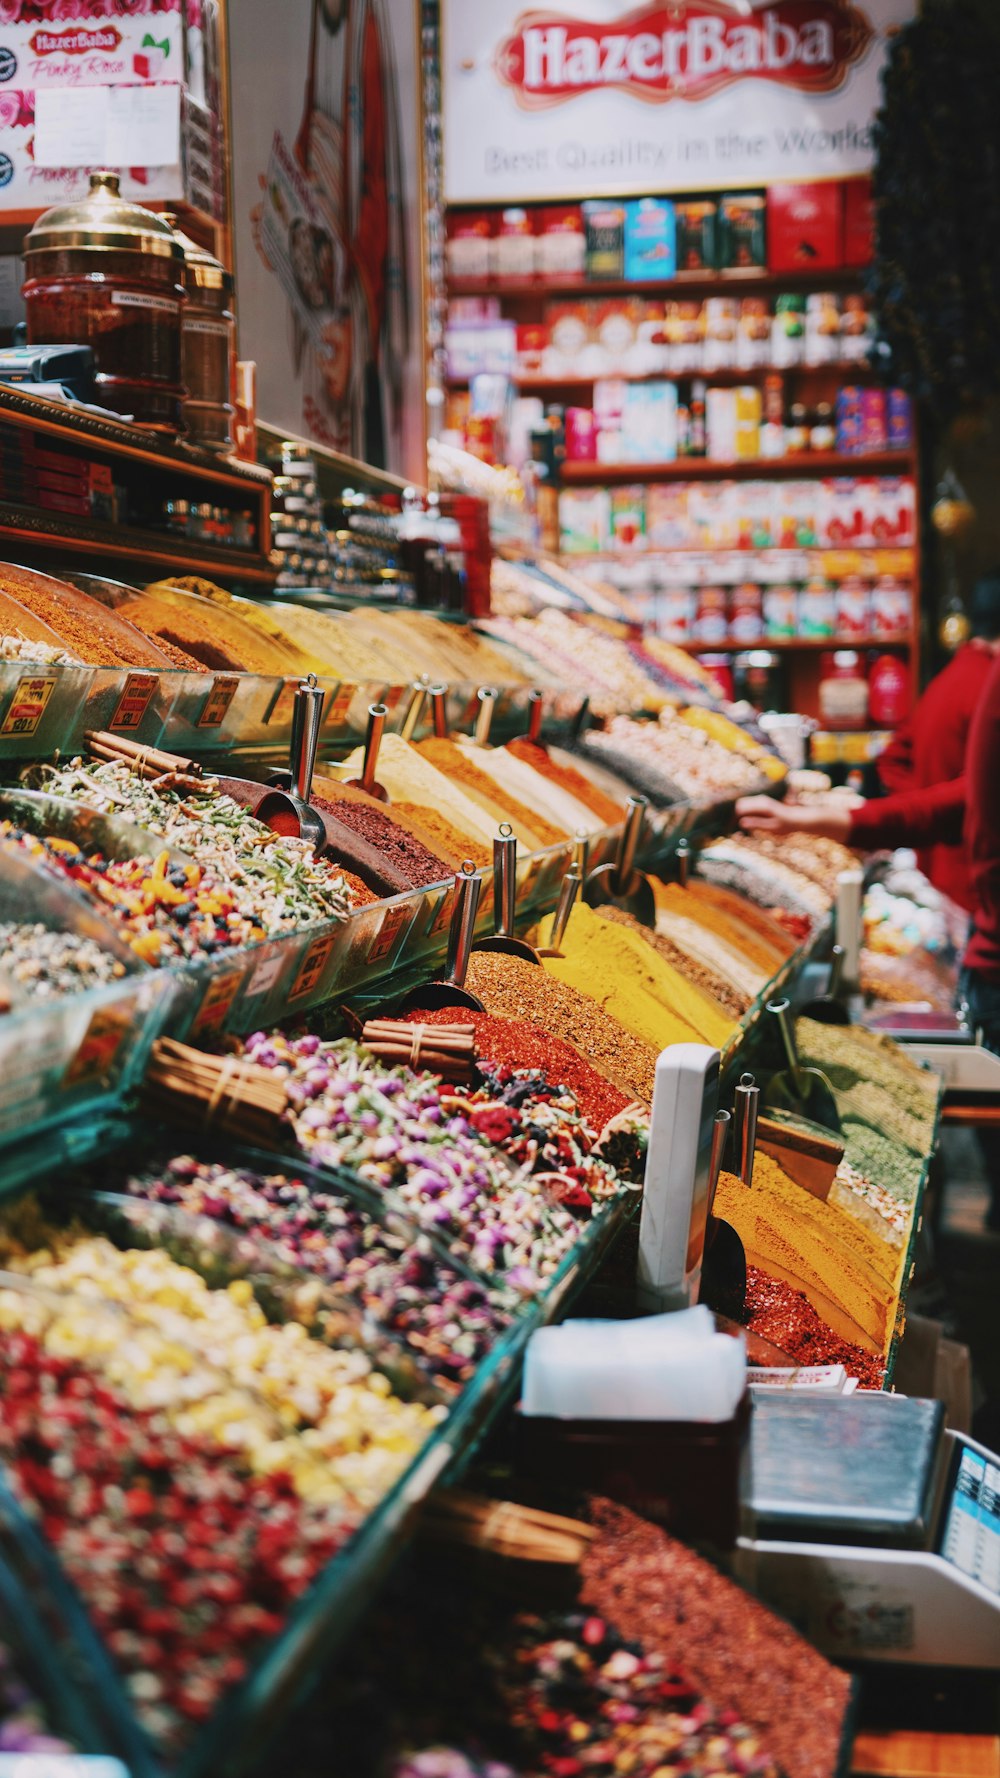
[422,1491,592,1566]
[142,1037,289,1148]
[85,731,205,792]
[361,1019,478,1083]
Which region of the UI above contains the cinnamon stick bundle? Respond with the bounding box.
[141,1037,290,1149]
[361,1018,478,1083]
[422,1491,593,1565]
[85,731,203,784]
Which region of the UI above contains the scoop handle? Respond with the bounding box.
[526,688,544,743]
[706,1108,731,1218]
[828,944,845,999]
[430,683,449,739]
[492,823,517,938]
[767,997,805,1094]
[444,868,483,989]
[734,1073,759,1186]
[291,676,325,805]
[474,686,498,747]
[676,837,691,888]
[358,703,387,797]
[400,679,428,742]
[547,861,582,953]
[613,795,648,895]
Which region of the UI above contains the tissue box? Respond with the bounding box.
[515,1394,750,1549]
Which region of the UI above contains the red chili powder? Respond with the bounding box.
[743,1265,885,1389]
[401,1004,631,1132]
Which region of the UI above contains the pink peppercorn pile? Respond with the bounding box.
[0,1330,353,1750]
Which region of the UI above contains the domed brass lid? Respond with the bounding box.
[24,170,185,260]
[163,212,233,294]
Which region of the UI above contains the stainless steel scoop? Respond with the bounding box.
[346,703,390,802]
[583,796,656,928]
[764,997,842,1133]
[473,824,540,964]
[399,865,486,1012]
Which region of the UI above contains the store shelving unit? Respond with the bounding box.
[559,451,911,484]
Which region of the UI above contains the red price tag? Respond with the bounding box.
[63,1004,131,1089]
[367,901,410,966]
[429,885,456,938]
[198,675,240,728]
[326,683,356,728]
[291,931,336,999]
[191,967,245,1036]
[110,673,158,732]
[0,673,57,738]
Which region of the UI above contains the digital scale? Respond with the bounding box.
[736,1392,1000,1668]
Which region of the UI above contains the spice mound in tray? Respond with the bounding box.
[0,563,178,668]
[582,1499,853,1778]
[0,921,127,1008]
[312,775,455,889]
[741,1265,885,1389]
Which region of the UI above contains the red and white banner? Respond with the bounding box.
[443,0,914,201]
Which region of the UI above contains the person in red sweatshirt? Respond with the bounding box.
[736,647,1000,1054]
[866,572,1000,912]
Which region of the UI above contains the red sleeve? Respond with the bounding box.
[875,719,915,793]
[351,11,388,356]
[848,776,967,850]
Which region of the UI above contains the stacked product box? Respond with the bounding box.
[560,479,917,555]
[0,0,222,211]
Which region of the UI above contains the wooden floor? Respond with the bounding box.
[852,1732,1000,1778]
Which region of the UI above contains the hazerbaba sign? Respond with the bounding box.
[443,0,915,201]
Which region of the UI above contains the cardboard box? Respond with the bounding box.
[624,197,676,282]
[767,182,844,271]
[675,199,716,272]
[718,191,766,272]
[843,176,874,267]
[583,200,625,280]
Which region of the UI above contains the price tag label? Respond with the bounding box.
[429,884,456,938]
[0,672,57,737]
[110,672,158,732]
[191,966,245,1036]
[367,901,411,966]
[198,675,240,728]
[326,683,356,728]
[64,1003,132,1090]
[290,931,335,999]
[245,950,285,999]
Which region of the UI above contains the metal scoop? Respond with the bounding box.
[470,686,498,747]
[399,865,486,1012]
[537,861,583,959]
[800,944,851,1026]
[526,688,544,743]
[583,795,656,928]
[733,1073,760,1185]
[473,824,540,964]
[256,676,327,852]
[429,684,449,739]
[698,1108,747,1323]
[764,997,842,1133]
[347,703,390,802]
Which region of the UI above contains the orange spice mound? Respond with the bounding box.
[505,737,625,826]
[393,804,491,872]
[417,737,566,848]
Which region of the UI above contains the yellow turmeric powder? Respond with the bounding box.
[715,1153,902,1356]
[536,899,735,1052]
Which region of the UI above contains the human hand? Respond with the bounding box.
[735,796,854,843]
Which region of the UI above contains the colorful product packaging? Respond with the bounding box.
[646,483,696,549]
[675,199,717,272]
[610,486,647,550]
[446,213,493,281]
[538,206,586,280]
[621,382,677,462]
[583,201,625,279]
[0,6,184,86]
[734,386,762,460]
[835,575,871,636]
[624,197,676,281]
[559,488,610,553]
[767,182,844,271]
[887,390,913,448]
[798,576,838,637]
[843,177,875,267]
[871,574,912,638]
[564,407,598,462]
[763,585,798,638]
[718,191,766,272]
[494,208,537,280]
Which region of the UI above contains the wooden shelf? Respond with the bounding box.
[446,268,863,301]
[559,452,914,484]
[673,635,913,654]
[0,503,276,585]
[446,363,876,394]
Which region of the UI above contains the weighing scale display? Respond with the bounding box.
[939,1444,1000,1596]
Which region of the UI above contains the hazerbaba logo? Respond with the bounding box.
[495,0,876,108]
[28,21,121,48]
